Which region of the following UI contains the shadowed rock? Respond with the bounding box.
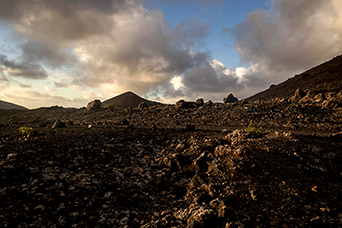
[223,94,238,104]
[87,99,101,111]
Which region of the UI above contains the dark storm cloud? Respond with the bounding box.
[225,0,342,77]
[0,0,219,94]
[0,54,47,79]
[182,62,238,93]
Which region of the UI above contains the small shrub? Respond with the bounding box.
[19,126,36,136]
[104,105,114,109]
[245,123,262,136]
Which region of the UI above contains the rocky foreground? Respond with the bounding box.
[1,91,342,227]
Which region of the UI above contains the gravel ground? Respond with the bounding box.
[1,95,342,227]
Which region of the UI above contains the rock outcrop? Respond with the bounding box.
[223,93,238,104]
[86,99,101,111]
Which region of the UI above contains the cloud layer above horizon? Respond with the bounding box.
[0,0,342,108]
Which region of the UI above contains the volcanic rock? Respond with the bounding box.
[52,119,66,128]
[86,99,101,110]
[196,98,204,106]
[204,100,213,106]
[138,102,148,109]
[223,93,238,103]
[322,100,341,108]
[294,88,306,99]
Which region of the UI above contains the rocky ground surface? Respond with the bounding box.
[1,89,342,227]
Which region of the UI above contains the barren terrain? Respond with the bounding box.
[1,55,342,227]
[1,90,342,227]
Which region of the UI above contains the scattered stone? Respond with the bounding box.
[322,100,341,108]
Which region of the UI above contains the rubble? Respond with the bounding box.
[1,90,342,227]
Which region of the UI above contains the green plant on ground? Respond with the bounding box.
[104,105,114,109]
[245,123,262,136]
[19,126,36,136]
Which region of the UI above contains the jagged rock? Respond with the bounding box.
[163,153,186,172]
[300,90,316,103]
[175,100,197,110]
[225,129,247,146]
[214,145,235,157]
[294,89,306,99]
[175,143,186,152]
[149,123,157,130]
[86,99,101,111]
[209,198,227,218]
[322,100,341,108]
[314,93,325,102]
[174,204,215,228]
[223,94,238,104]
[306,90,316,98]
[204,100,213,106]
[194,151,212,170]
[196,98,204,106]
[138,102,148,109]
[175,100,187,109]
[52,119,66,128]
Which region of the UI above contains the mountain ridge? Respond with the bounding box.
[0,100,28,110]
[101,91,163,108]
[247,54,342,101]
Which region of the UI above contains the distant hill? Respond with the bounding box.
[0,100,28,110]
[101,91,163,108]
[247,54,342,101]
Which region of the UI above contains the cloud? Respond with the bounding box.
[0,0,214,97]
[2,0,341,108]
[81,90,104,100]
[0,54,47,79]
[0,87,88,109]
[44,86,57,93]
[225,0,342,82]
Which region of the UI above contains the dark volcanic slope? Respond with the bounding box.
[247,54,342,101]
[0,100,28,110]
[101,91,163,108]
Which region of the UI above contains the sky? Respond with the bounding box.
[0,0,342,109]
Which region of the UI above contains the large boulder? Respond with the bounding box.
[196,98,204,106]
[86,99,101,111]
[223,93,238,104]
[175,100,188,110]
[175,100,198,110]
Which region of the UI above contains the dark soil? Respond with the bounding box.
[1,92,342,227]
